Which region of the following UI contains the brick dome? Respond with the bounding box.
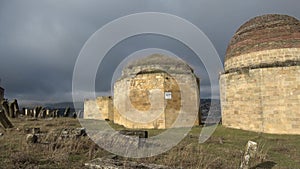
[226,14,300,61]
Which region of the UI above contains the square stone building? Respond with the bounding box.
[84,54,200,129]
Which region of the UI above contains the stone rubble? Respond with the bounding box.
[85,156,171,169]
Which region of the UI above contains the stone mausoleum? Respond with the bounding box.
[220,14,300,134]
[84,54,200,129]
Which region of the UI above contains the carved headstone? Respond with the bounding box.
[239,140,258,169]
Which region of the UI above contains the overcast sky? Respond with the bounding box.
[0,0,300,105]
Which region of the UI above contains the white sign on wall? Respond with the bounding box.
[164,92,172,99]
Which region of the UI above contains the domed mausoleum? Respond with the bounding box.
[84,54,200,129]
[220,14,300,134]
[114,54,200,129]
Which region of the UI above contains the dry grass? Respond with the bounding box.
[0,118,299,169]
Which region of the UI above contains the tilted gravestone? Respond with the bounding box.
[33,106,42,118]
[63,107,70,117]
[239,141,258,169]
[0,110,13,128]
[38,108,46,118]
[1,100,9,117]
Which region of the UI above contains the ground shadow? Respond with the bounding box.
[250,161,277,169]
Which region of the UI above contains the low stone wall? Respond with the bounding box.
[84,97,113,120]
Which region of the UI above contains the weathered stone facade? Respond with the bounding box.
[113,54,200,129]
[84,96,113,120]
[220,14,300,134]
[84,54,200,129]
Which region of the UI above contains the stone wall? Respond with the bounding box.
[225,48,300,72]
[84,97,113,120]
[114,73,168,129]
[114,72,200,129]
[220,65,300,134]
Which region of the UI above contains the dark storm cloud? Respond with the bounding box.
[0,0,299,104]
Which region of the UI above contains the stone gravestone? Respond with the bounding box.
[0,110,13,128]
[63,107,70,117]
[34,106,42,118]
[1,100,10,117]
[24,108,28,116]
[8,102,15,118]
[54,109,59,118]
[38,108,46,118]
[22,108,26,116]
[72,112,77,118]
[46,109,50,117]
[12,99,20,117]
[28,109,33,117]
[239,141,258,169]
[33,107,37,118]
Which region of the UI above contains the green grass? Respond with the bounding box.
[0,118,299,169]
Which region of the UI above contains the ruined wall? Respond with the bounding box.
[84,96,113,120]
[220,65,300,134]
[96,96,113,121]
